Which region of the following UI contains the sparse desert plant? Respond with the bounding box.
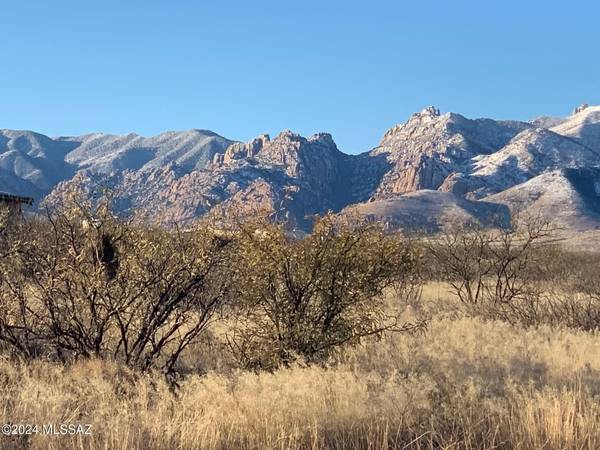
[226,214,424,370]
[0,198,234,376]
[427,217,552,325]
[539,273,600,331]
[4,197,600,448]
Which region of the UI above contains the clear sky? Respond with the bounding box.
[1,0,599,154]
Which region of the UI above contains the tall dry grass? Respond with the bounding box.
[3,300,600,450]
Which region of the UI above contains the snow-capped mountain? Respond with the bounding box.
[44,129,356,230]
[0,130,77,196]
[0,128,233,199]
[2,103,600,234]
[468,127,600,197]
[61,129,232,174]
[550,104,600,152]
[368,106,530,198]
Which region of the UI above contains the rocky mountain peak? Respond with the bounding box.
[551,104,600,152]
[217,134,270,166]
[216,130,341,170]
[308,132,336,147]
[420,106,441,117]
[573,103,590,115]
[405,106,442,126]
[275,130,303,142]
[4,105,600,235]
[380,107,447,143]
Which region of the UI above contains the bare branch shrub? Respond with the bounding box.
[226,214,424,371]
[539,252,600,331]
[0,199,234,376]
[427,217,553,325]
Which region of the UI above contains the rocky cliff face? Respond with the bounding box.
[44,129,355,229]
[3,104,600,233]
[368,107,530,198]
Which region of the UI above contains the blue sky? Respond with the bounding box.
[1,1,599,154]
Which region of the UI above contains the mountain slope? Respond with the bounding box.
[341,190,510,232]
[369,107,530,197]
[467,127,600,197]
[550,104,600,152]
[46,130,355,229]
[0,129,233,198]
[0,130,78,197]
[2,103,600,234]
[61,129,232,174]
[484,168,600,231]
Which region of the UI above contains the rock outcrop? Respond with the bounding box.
[368,107,530,197]
[3,104,600,233]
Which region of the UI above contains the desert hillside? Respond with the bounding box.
[3,104,600,234]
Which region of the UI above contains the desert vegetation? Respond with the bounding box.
[2,201,600,449]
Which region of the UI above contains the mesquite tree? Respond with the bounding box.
[227,215,424,371]
[0,200,234,376]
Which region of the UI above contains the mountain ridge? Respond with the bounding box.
[2,104,600,235]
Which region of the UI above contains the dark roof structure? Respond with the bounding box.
[0,192,34,205]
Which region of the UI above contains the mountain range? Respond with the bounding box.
[2,103,600,238]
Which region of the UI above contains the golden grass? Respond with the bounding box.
[3,286,600,449]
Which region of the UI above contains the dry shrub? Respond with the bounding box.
[226,214,424,370]
[427,217,555,326]
[0,199,234,375]
[426,216,600,332]
[3,199,600,448]
[0,202,425,375]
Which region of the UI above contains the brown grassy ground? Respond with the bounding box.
[2,285,600,449]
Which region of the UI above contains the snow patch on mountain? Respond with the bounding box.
[62,129,233,174]
[470,128,600,196]
[485,168,600,231]
[2,104,600,235]
[550,104,600,152]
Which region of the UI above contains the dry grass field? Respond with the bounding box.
[3,284,600,450]
[3,208,600,449]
